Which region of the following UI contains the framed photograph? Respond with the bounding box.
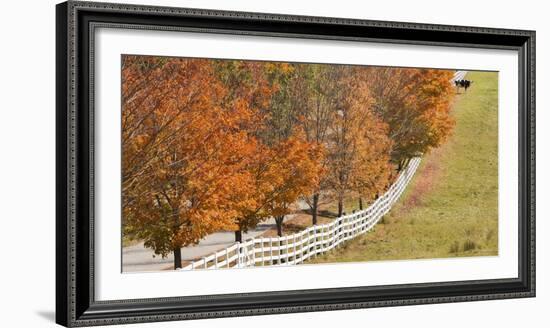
[56,1,535,326]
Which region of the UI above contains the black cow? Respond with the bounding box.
[454,79,474,93]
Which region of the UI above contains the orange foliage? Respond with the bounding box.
[325,67,394,216]
[122,56,260,256]
[254,135,324,236]
[366,67,455,167]
[121,56,455,266]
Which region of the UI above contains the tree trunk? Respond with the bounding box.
[337,196,344,217]
[311,193,319,225]
[235,230,242,243]
[359,197,364,210]
[275,216,284,237]
[171,205,182,270]
[173,247,182,269]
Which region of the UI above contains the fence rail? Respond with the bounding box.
[452,71,467,82]
[179,157,421,270]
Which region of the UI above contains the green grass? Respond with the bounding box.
[309,71,499,263]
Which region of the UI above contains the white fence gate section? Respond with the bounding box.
[179,157,421,270]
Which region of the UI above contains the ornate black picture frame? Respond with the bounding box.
[56,1,535,326]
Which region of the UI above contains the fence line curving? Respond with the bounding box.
[179,157,421,270]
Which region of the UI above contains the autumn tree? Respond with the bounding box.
[212,60,279,241]
[260,63,300,143]
[350,115,394,211]
[121,56,455,271]
[288,64,341,224]
[260,136,323,237]
[122,56,259,269]
[365,67,455,169]
[213,60,320,241]
[324,67,394,216]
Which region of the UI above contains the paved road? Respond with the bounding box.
[123,200,309,272]
[122,217,277,272]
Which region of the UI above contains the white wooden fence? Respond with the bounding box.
[452,71,468,82]
[179,157,421,270]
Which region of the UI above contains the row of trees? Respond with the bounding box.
[121,56,454,268]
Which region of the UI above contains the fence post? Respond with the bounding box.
[334,221,338,248]
[296,232,304,263]
[278,237,283,265]
[225,247,229,268]
[236,242,241,268]
[243,242,248,267]
[307,229,311,258]
[343,214,347,240]
[270,238,274,265]
[351,210,355,236]
[261,238,265,266]
[322,225,325,250]
[342,212,347,241]
[293,234,296,264]
[285,237,290,265]
[251,241,256,267]
[335,219,339,247]
[326,225,329,249]
[301,231,306,262]
[312,228,317,258]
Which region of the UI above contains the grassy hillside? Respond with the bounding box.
[309,71,499,263]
